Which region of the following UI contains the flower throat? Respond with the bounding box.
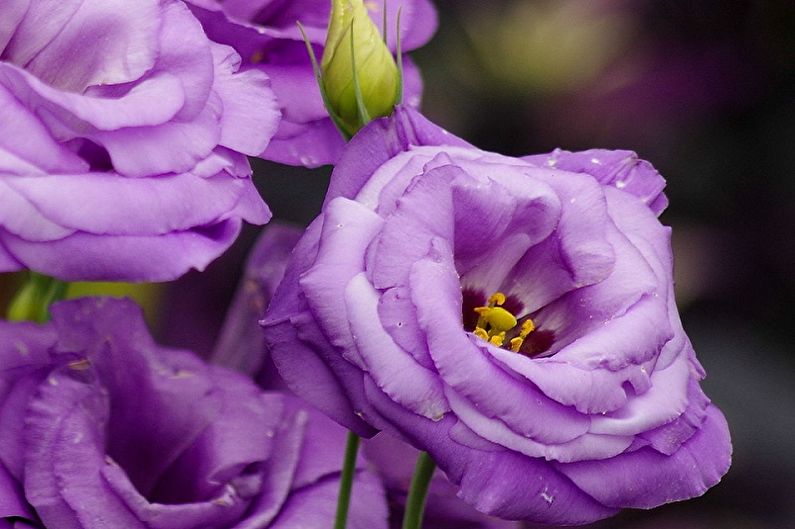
[472,292,535,352]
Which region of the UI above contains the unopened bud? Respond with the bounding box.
[321,0,400,136]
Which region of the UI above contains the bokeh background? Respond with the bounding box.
[1,1,792,528]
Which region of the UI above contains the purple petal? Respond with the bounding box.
[524,148,668,215]
[325,105,471,204]
[556,406,731,509]
[0,219,247,282]
[6,0,159,92]
[364,378,617,524]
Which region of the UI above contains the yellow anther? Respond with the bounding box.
[488,292,507,306]
[519,319,535,338]
[489,332,506,346]
[509,319,536,352]
[473,327,489,341]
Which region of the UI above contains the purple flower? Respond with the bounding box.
[184,0,437,167]
[262,107,732,524]
[0,0,278,281]
[212,222,515,528]
[0,298,388,529]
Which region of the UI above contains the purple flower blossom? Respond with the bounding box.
[261,106,732,524]
[212,222,514,528]
[0,0,278,281]
[0,298,388,529]
[185,0,437,167]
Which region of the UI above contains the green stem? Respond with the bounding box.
[7,272,68,323]
[334,432,361,529]
[401,451,436,529]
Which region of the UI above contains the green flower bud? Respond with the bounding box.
[321,0,400,137]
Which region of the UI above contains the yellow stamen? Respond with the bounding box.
[519,319,535,337]
[488,292,506,306]
[472,291,536,352]
[509,318,536,352]
[489,332,506,346]
[473,327,489,341]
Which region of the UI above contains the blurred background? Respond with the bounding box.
[1,0,792,527]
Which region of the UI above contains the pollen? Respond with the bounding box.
[472,291,535,352]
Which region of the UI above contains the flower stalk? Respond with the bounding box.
[401,451,436,529]
[334,431,361,529]
[7,272,68,323]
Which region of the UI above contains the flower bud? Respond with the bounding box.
[321,0,400,136]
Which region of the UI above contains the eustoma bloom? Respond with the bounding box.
[214,223,514,528]
[0,0,278,281]
[0,298,387,529]
[262,107,732,524]
[185,0,437,166]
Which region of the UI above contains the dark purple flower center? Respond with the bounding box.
[461,288,554,358]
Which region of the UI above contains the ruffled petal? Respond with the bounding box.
[411,249,591,445]
[345,273,449,419]
[6,0,159,92]
[524,148,668,215]
[3,172,259,237]
[211,44,279,155]
[363,378,617,524]
[263,117,344,167]
[0,219,246,282]
[556,406,731,509]
[0,85,87,173]
[326,106,471,204]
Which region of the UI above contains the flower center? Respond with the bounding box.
[472,292,536,352]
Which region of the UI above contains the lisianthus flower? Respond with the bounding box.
[261,107,732,524]
[184,0,437,167]
[211,222,515,528]
[0,297,387,529]
[0,0,278,281]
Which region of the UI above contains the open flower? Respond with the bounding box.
[0,297,387,529]
[262,106,732,524]
[0,0,278,281]
[185,0,437,167]
[212,222,516,528]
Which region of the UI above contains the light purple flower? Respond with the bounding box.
[212,222,515,528]
[0,0,278,281]
[261,106,732,524]
[0,297,388,529]
[185,0,437,167]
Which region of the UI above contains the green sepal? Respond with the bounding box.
[297,21,353,140]
[349,18,372,130]
[396,6,404,104]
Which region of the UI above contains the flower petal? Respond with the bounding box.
[556,405,731,509]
